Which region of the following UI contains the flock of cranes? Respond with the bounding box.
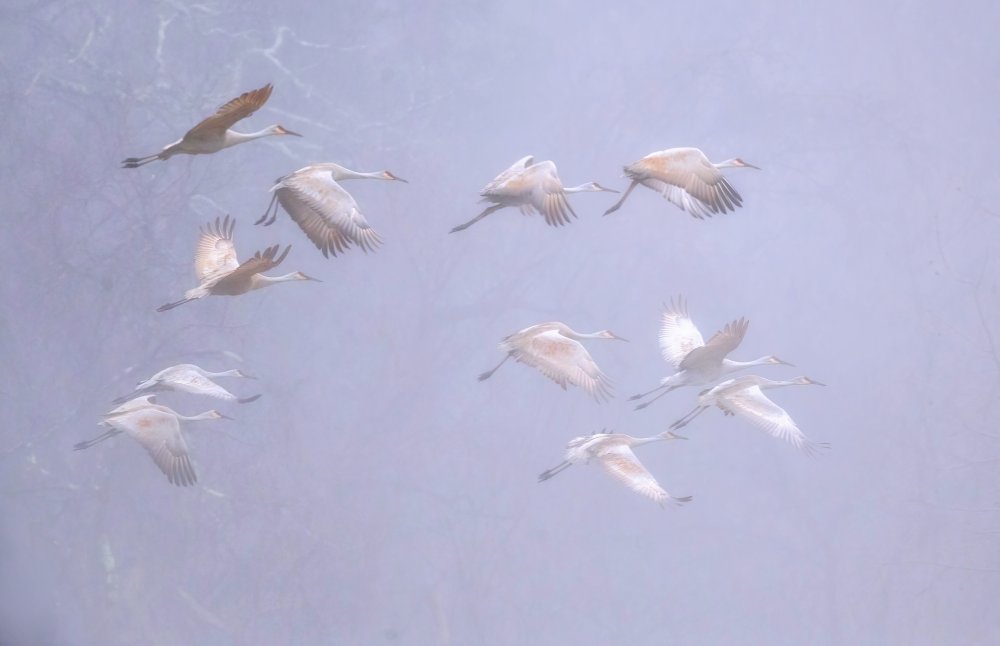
[77,83,827,504]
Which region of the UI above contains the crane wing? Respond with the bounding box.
[595,444,669,504]
[210,245,290,291]
[194,216,239,282]
[170,371,239,401]
[659,297,705,369]
[680,317,748,370]
[183,83,273,141]
[480,155,534,195]
[527,162,577,227]
[104,394,158,418]
[720,385,823,454]
[118,409,198,486]
[512,330,613,401]
[632,150,743,219]
[276,170,382,257]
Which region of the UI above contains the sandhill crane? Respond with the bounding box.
[539,430,692,506]
[603,147,758,219]
[669,375,828,455]
[74,398,230,486]
[449,155,618,233]
[112,363,261,405]
[632,297,790,410]
[122,83,301,168]
[479,322,626,401]
[158,215,318,312]
[256,163,407,258]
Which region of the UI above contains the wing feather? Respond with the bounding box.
[528,164,577,227]
[275,170,382,257]
[194,215,239,281]
[595,445,669,503]
[659,297,705,368]
[481,155,534,195]
[170,372,239,401]
[511,330,613,401]
[183,83,273,141]
[721,386,823,454]
[680,317,749,370]
[628,149,744,219]
[115,409,199,486]
[210,244,290,292]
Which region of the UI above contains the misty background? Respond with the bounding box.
[2,1,998,644]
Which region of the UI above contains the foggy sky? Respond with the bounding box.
[2,1,999,644]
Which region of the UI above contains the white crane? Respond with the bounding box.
[478,322,626,401]
[538,430,692,506]
[669,375,828,455]
[122,83,301,168]
[112,363,261,405]
[632,297,790,410]
[449,155,618,233]
[74,397,230,486]
[603,147,758,219]
[256,163,407,258]
[158,215,318,312]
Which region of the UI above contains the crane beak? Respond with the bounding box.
[218,413,235,421]
[276,126,302,137]
[385,171,408,183]
[805,378,827,386]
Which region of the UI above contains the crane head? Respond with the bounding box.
[731,158,759,169]
[381,170,408,183]
[273,125,302,137]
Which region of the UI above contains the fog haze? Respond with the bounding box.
[2,1,998,644]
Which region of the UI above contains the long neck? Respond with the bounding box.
[176,411,219,423]
[714,158,743,169]
[563,183,601,194]
[758,377,810,390]
[251,273,302,290]
[318,164,387,181]
[198,368,241,380]
[568,330,607,341]
[223,128,278,147]
[721,357,773,373]
[629,435,667,448]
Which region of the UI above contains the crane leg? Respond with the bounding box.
[121,153,161,169]
[448,204,505,233]
[633,385,678,411]
[538,460,572,482]
[628,382,669,401]
[73,428,122,451]
[478,354,510,381]
[602,180,638,216]
[111,387,153,405]
[255,193,280,226]
[157,297,195,312]
[669,406,707,430]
